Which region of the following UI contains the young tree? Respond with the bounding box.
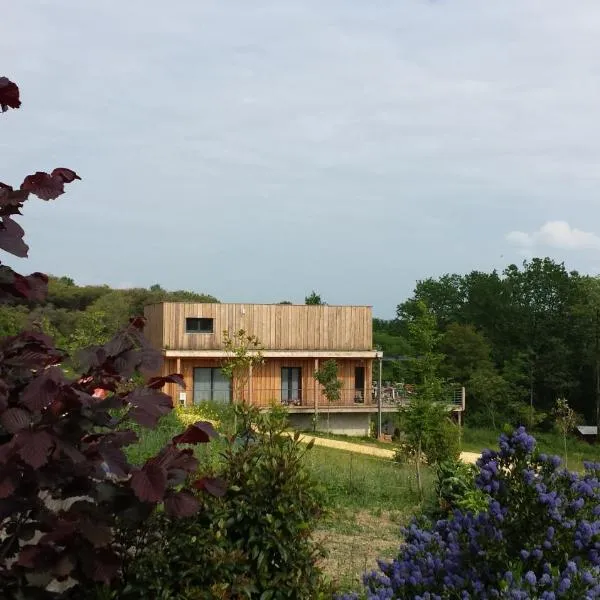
[553,397,577,469]
[221,329,264,405]
[398,301,458,497]
[313,359,342,433]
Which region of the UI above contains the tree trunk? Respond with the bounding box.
[416,437,423,501]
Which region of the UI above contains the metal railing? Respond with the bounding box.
[250,385,465,410]
[374,384,464,409]
[250,388,373,409]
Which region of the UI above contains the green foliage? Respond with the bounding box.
[314,359,343,404]
[305,291,323,305]
[0,305,28,337]
[433,459,487,516]
[394,258,600,426]
[121,405,327,600]
[221,329,264,404]
[439,323,493,384]
[396,399,459,466]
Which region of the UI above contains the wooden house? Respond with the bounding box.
[143,302,381,434]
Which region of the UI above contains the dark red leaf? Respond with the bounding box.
[40,520,76,543]
[88,549,120,584]
[0,379,8,412]
[0,183,27,216]
[58,440,86,464]
[129,316,146,330]
[130,463,167,503]
[164,490,200,517]
[147,373,185,389]
[0,476,15,499]
[97,444,130,479]
[139,346,163,375]
[127,387,172,428]
[0,407,30,433]
[52,554,75,578]
[0,216,28,257]
[20,171,64,200]
[172,421,218,445]
[17,545,41,568]
[0,77,20,112]
[192,476,227,497]
[51,168,80,183]
[23,272,49,301]
[16,430,54,468]
[20,366,64,411]
[80,521,112,548]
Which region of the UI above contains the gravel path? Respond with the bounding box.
[294,433,480,464]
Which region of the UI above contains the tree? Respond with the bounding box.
[0,76,224,597]
[221,329,264,405]
[439,323,493,384]
[553,397,577,469]
[404,300,445,386]
[398,274,465,329]
[313,359,342,433]
[396,301,457,497]
[397,397,457,499]
[305,291,323,305]
[467,368,513,429]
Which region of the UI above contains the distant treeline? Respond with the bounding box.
[4,260,598,428]
[0,276,217,362]
[374,258,600,428]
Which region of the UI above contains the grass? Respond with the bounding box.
[304,445,431,591]
[299,429,396,450]
[462,426,600,471]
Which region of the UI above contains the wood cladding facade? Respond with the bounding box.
[147,302,377,411]
[161,356,374,409]
[144,303,373,352]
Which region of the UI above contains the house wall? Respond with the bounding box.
[288,412,372,436]
[159,357,374,409]
[144,303,373,352]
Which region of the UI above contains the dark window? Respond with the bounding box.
[193,368,231,403]
[281,367,302,405]
[186,317,213,333]
[354,366,365,403]
[354,366,365,390]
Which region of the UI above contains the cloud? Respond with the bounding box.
[506,221,600,252]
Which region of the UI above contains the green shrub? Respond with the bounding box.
[433,459,487,516]
[119,405,327,599]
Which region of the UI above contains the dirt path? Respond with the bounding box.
[294,433,480,464]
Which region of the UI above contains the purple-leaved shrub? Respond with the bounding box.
[338,427,600,599]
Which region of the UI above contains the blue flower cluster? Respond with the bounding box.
[337,427,600,599]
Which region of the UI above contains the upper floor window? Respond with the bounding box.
[186,317,214,333]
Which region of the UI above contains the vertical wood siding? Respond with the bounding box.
[149,303,373,351]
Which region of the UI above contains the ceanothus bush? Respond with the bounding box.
[338,427,600,599]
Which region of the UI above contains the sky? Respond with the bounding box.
[3,1,600,318]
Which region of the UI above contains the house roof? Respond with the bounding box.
[576,425,598,436]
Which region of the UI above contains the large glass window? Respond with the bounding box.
[193,367,230,403]
[281,367,302,405]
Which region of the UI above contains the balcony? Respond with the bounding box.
[250,385,464,412]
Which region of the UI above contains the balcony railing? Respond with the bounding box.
[249,385,465,410]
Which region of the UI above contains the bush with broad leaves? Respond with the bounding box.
[0,77,225,598]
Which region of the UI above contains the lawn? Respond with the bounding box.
[304,445,431,591]
[461,426,600,471]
